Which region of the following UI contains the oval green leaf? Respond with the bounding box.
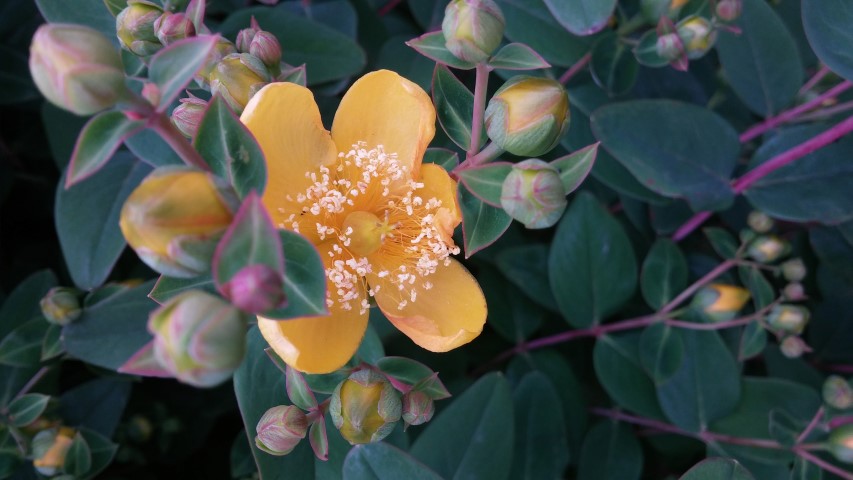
[148,36,217,111]
[641,238,688,310]
[510,372,569,479]
[544,0,616,36]
[488,43,551,70]
[680,458,755,480]
[577,421,643,480]
[7,393,51,427]
[432,64,481,150]
[456,162,512,207]
[343,443,443,480]
[458,182,512,257]
[406,31,476,70]
[803,0,853,82]
[66,112,144,187]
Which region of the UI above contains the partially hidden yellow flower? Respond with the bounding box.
[240,70,487,374]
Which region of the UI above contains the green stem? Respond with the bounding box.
[467,63,490,160]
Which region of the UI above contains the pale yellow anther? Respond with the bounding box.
[342,211,387,257]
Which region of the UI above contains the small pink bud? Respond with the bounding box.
[401,390,434,427]
[171,94,208,138]
[236,26,258,53]
[255,405,308,456]
[823,376,853,410]
[779,336,809,359]
[716,0,742,21]
[141,82,161,107]
[249,31,282,71]
[154,12,195,46]
[221,264,287,313]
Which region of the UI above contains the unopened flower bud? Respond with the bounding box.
[780,336,808,358]
[154,12,195,46]
[500,159,567,229]
[148,290,248,387]
[783,282,805,301]
[171,94,208,138]
[747,235,789,263]
[119,167,238,277]
[829,424,853,463]
[116,0,164,56]
[32,427,75,476]
[442,0,505,63]
[716,0,742,21]
[141,82,161,107]
[656,32,685,61]
[29,24,128,116]
[221,264,286,313]
[209,53,271,114]
[823,376,853,410]
[255,405,308,456]
[330,370,401,445]
[40,287,81,326]
[485,76,570,157]
[747,211,774,233]
[198,38,239,84]
[767,304,810,334]
[401,390,434,427]
[677,16,717,59]
[781,258,807,282]
[250,31,282,72]
[236,27,257,53]
[691,284,751,322]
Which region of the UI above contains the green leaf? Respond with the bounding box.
[148,274,217,303]
[544,0,616,36]
[0,319,49,368]
[58,378,131,437]
[194,95,266,198]
[577,421,643,480]
[406,31,476,70]
[432,64,481,151]
[7,394,50,427]
[456,162,512,207]
[639,323,685,385]
[76,428,118,479]
[716,0,803,117]
[63,280,156,371]
[656,330,741,432]
[125,129,183,168]
[0,270,56,339]
[738,267,774,310]
[355,323,385,365]
[679,458,755,480]
[63,433,93,478]
[743,125,853,224]
[549,192,637,327]
[493,244,557,311]
[550,143,598,194]
[592,100,739,211]
[634,30,670,68]
[641,239,688,310]
[705,227,739,259]
[737,321,767,361]
[230,431,257,479]
[41,103,88,171]
[411,373,513,480]
[488,43,551,70]
[802,0,853,82]
[343,443,443,480]
[496,0,592,67]
[266,231,327,318]
[148,36,217,111]
[768,409,802,447]
[594,332,667,419]
[35,0,118,42]
[65,111,144,187]
[41,324,64,361]
[590,32,638,96]
[510,373,569,479]
[458,183,512,257]
[234,327,315,480]
[479,264,545,342]
[285,365,317,411]
[376,357,436,387]
[102,0,126,16]
[57,154,152,290]
[422,148,459,171]
[377,35,434,92]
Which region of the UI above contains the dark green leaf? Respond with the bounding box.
[76,428,118,479]
[194,95,266,198]
[791,456,823,480]
[0,270,57,339]
[148,274,217,303]
[480,267,545,342]
[66,112,144,187]
[577,421,643,480]
[641,239,688,310]
[57,154,152,290]
[768,409,802,447]
[58,378,131,437]
[716,0,803,117]
[0,46,38,105]
[0,319,48,368]
[550,143,598,194]
[432,64,481,151]
[495,244,559,311]
[592,100,739,211]
[458,183,512,257]
[705,227,739,259]
[230,431,257,479]
[125,129,184,167]
[594,332,667,419]
[679,458,755,480]
[376,35,434,92]
[422,148,459,171]
[148,36,217,110]
[510,373,569,479]
[35,0,117,42]
[355,324,384,365]
[265,231,327,318]
[343,443,443,480]
[496,0,592,66]
[488,43,551,70]
[639,323,685,384]
[634,30,670,68]
[285,365,317,411]
[406,31,476,70]
[457,162,512,207]
[544,0,616,36]
[802,0,853,82]
[63,433,92,478]
[41,103,88,171]
[549,192,637,327]
[738,267,774,310]
[590,32,639,96]
[7,394,50,427]
[41,324,64,361]
[738,321,767,361]
[375,357,435,387]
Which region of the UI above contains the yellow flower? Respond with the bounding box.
[241,70,487,374]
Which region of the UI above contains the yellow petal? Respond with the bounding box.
[241,82,337,241]
[418,163,461,243]
[367,258,486,352]
[331,70,435,180]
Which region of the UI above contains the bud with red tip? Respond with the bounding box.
[220,264,286,313]
[255,405,308,456]
[171,93,208,138]
[401,390,435,427]
[154,12,195,46]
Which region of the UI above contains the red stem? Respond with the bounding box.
[467,63,490,159]
[794,448,853,480]
[149,113,211,171]
[558,53,591,85]
[798,65,831,97]
[377,0,402,16]
[796,407,825,444]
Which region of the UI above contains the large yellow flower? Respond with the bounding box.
[241,70,487,374]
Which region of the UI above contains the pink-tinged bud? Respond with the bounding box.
[779,336,809,359]
[330,370,401,445]
[220,264,286,313]
[250,31,282,72]
[767,304,810,335]
[442,0,505,63]
[236,26,258,54]
[154,12,195,46]
[655,32,685,61]
[209,53,271,114]
[31,427,75,476]
[781,258,807,282]
[141,82,161,107]
[29,24,128,116]
[116,0,164,56]
[747,211,774,233]
[747,235,789,263]
[829,424,853,463]
[500,159,567,229]
[485,76,570,157]
[823,376,853,410]
[171,94,208,138]
[677,16,717,60]
[690,284,751,322]
[783,282,805,301]
[716,0,742,21]
[401,390,434,427]
[255,405,308,456]
[40,287,81,326]
[148,290,248,387]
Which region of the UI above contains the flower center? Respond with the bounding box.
[341,210,393,257]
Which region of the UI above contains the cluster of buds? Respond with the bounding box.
[690,284,751,322]
[823,376,853,410]
[500,159,567,229]
[40,287,81,326]
[116,0,197,56]
[441,0,505,63]
[31,427,75,476]
[653,15,718,70]
[765,303,812,358]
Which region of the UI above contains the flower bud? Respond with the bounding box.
[250,31,282,72]
[31,427,75,476]
[780,336,808,358]
[255,405,308,456]
[690,284,751,322]
[236,28,258,54]
[441,0,505,63]
[716,0,742,21]
[171,94,207,138]
[209,53,271,114]
[747,211,774,233]
[148,290,248,387]
[829,424,853,464]
[823,376,853,410]
[500,159,567,229]
[330,370,401,445]
[198,38,239,84]
[154,12,195,46]
[781,258,807,282]
[746,235,789,263]
[676,16,717,59]
[767,304,810,335]
[401,390,434,427]
[220,264,286,313]
[485,76,570,157]
[29,24,128,116]
[116,0,164,56]
[783,282,806,301]
[39,287,81,326]
[655,32,686,61]
[119,167,238,278]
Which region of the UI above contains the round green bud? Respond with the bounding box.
[746,235,789,263]
[442,0,505,63]
[829,423,853,464]
[40,287,81,326]
[330,369,401,445]
[116,0,164,56]
[656,32,686,61]
[747,210,774,233]
[823,376,853,410]
[779,336,808,358]
[255,405,308,456]
[198,38,239,84]
[781,258,807,282]
[767,304,810,335]
[676,16,717,60]
[690,284,751,322]
[500,159,567,229]
[209,53,271,114]
[716,0,743,21]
